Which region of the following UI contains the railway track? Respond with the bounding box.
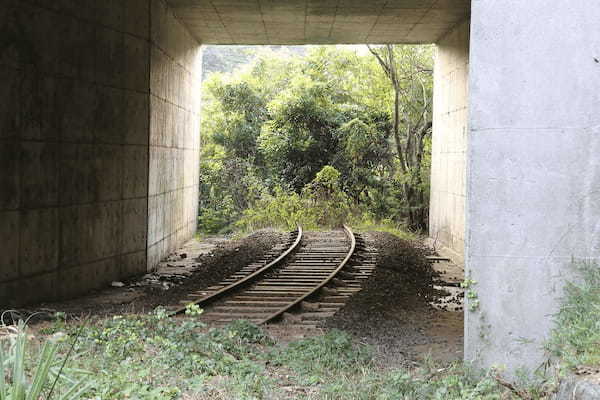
[175,225,376,326]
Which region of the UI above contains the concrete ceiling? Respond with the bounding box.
[165,0,470,44]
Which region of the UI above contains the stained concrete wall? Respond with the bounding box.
[0,0,151,306]
[466,1,600,371]
[430,20,470,263]
[147,0,202,270]
[0,0,202,306]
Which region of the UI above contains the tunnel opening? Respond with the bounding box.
[197,43,435,236]
[190,39,468,365]
[0,0,470,313]
[0,0,470,363]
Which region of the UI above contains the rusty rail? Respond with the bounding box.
[173,225,302,315]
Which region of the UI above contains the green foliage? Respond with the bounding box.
[302,166,352,227]
[348,215,416,241]
[0,321,89,400]
[234,187,311,231]
[267,331,513,399]
[27,315,554,399]
[202,45,307,79]
[50,310,277,399]
[236,166,353,231]
[199,45,434,234]
[547,260,600,369]
[314,365,508,400]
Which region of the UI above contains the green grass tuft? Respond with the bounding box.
[547,260,600,370]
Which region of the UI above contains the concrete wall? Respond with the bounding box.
[147,0,202,270]
[430,20,470,263]
[466,1,600,371]
[0,0,151,306]
[0,0,202,306]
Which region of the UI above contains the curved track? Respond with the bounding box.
[174,226,303,315]
[184,226,360,325]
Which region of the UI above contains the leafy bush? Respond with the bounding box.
[347,214,417,241]
[235,186,315,231]
[199,45,434,234]
[235,166,356,232]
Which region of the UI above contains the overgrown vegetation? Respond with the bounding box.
[547,260,600,370]
[5,261,598,398]
[4,313,536,399]
[199,45,433,234]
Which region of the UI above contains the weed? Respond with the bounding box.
[547,260,600,370]
[56,312,276,399]
[461,278,480,312]
[19,313,556,399]
[267,330,373,385]
[0,321,89,399]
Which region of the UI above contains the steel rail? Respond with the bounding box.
[173,225,303,314]
[256,224,356,324]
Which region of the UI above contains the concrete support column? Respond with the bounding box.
[147,0,203,271]
[466,1,600,371]
[430,20,470,263]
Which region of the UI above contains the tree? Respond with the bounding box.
[198,45,433,233]
[367,44,433,230]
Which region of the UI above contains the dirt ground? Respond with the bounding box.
[18,229,288,319]
[324,231,464,368]
[13,229,463,368]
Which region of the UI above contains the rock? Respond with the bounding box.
[180,253,187,259]
[111,281,125,288]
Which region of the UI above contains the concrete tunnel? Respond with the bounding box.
[1,0,599,373]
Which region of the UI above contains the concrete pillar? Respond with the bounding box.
[466,1,600,371]
[430,19,470,263]
[147,0,203,270]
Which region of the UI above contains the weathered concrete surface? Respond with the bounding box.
[430,19,469,264]
[0,0,203,306]
[165,0,470,45]
[555,376,600,400]
[0,0,473,307]
[465,0,600,372]
[0,0,151,306]
[147,0,203,271]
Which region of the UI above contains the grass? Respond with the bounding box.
[9,260,598,400]
[9,255,599,399]
[4,310,543,400]
[348,217,418,241]
[546,260,600,371]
